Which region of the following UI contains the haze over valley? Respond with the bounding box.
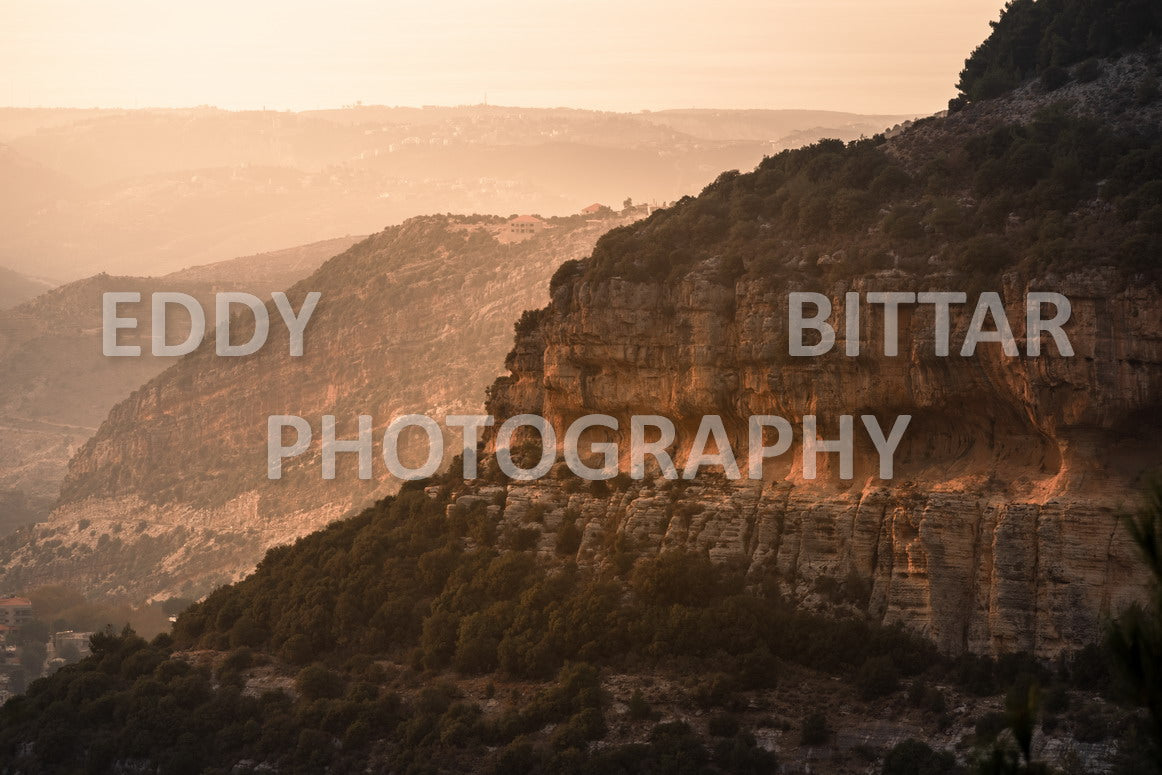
[0,106,915,282]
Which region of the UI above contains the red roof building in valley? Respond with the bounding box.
[0,597,33,628]
[506,214,546,239]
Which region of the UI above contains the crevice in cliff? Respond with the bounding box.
[868,498,889,579]
[1031,505,1043,655]
[762,484,790,568]
[868,498,892,622]
[845,491,865,576]
[962,499,986,653]
[740,484,762,560]
[1101,512,1120,619]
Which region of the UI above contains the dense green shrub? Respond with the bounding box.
[627,689,651,721]
[975,710,1010,743]
[906,679,947,714]
[856,655,901,700]
[1040,65,1070,91]
[554,517,583,555]
[709,712,741,738]
[295,663,344,701]
[800,711,831,745]
[882,739,960,775]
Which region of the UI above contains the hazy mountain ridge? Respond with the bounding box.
[639,108,914,146]
[0,265,54,311]
[0,236,358,531]
[0,213,637,601]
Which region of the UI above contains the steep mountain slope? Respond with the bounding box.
[478,45,1162,659]
[0,236,357,530]
[0,214,636,601]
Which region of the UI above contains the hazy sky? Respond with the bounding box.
[1,0,1005,114]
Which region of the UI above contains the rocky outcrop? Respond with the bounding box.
[478,264,1157,657]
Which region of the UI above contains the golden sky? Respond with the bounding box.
[1,0,1005,114]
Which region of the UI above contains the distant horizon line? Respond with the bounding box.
[0,102,929,119]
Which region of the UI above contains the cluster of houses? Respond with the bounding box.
[503,200,656,242]
[0,596,91,700]
[0,596,33,635]
[0,596,92,656]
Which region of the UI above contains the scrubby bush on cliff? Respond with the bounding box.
[800,711,831,745]
[882,739,960,775]
[856,655,901,700]
[554,516,583,555]
[296,663,345,701]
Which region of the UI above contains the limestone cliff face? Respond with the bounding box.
[0,215,632,601]
[480,267,1158,657]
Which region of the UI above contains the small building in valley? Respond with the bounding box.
[50,631,92,661]
[506,215,546,240]
[0,598,32,629]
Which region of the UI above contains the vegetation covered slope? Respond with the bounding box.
[0,483,1141,774]
[563,78,1160,294]
[537,4,1160,296]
